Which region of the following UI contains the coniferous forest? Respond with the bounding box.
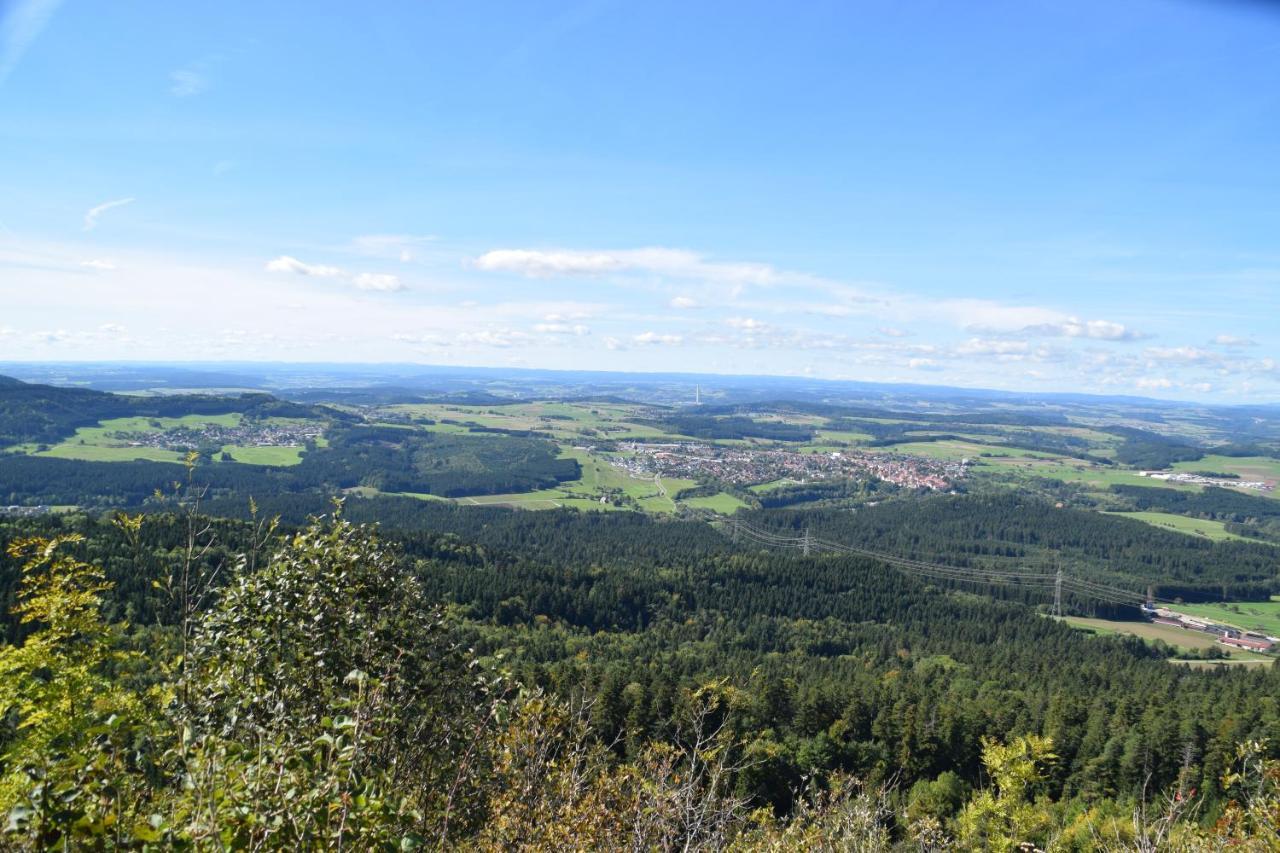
[1,491,1278,850]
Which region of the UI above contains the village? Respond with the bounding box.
[611,441,965,491]
[114,421,322,452]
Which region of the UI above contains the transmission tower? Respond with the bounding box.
[1053,562,1063,618]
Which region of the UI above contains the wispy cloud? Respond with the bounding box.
[350,234,437,262]
[266,255,407,292]
[169,68,207,97]
[79,258,116,271]
[632,331,683,346]
[0,0,62,88]
[82,197,135,231]
[353,272,404,292]
[1210,334,1257,348]
[265,255,342,278]
[474,247,785,287]
[1017,318,1145,342]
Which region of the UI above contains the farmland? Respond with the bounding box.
[25,413,246,463]
[7,377,1280,526]
[1062,615,1272,663]
[1171,454,1280,495]
[1102,510,1256,542]
[269,400,1280,517]
[1171,598,1280,638]
[220,444,305,466]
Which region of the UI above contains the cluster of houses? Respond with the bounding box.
[1141,603,1276,652]
[612,442,964,491]
[1137,470,1273,493]
[116,421,321,452]
[1,505,53,517]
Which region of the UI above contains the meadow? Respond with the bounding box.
[1062,615,1272,662]
[220,445,305,466]
[1102,510,1255,542]
[1171,598,1280,638]
[30,413,244,463]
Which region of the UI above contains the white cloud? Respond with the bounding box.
[353,272,405,292]
[541,310,593,322]
[454,328,532,348]
[1143,346,1218,366]
[169,68,207,97]
[907,358,942,371]
[476,248,628,277]
[669,295,700,309]
[534,323,590,335]
[0,0,62,88]
[878,327,910,337]
[34,328,70,343]
[80,258,116,271]
[83,197,135,231]
[955,338,1030,356]
[350,233,437,262]
[1020,317,1144,341]
[1210,334,1257,348]
[725,316,767,330]
[804,304,853,317]
[633,331,683,346]
[1135,377,1173,390]
[474,247,783,287]
[266,256,408,292]
[939,299,1064,333]
[265,255,342,278]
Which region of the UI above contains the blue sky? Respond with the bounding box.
[2,0,1278,401]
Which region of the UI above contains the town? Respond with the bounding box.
[611,441,965,491]
[112,421,323,453]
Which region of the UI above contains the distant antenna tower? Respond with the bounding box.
[695,384,702,405]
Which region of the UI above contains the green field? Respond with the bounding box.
[36,443,188,463]
[441,449,694,513]
[881,440,1066,464]
[220,445,305,466]
[811,429,874,444]
[1062,616,1272,662]
[26,413,245,464]
[1171,598,1280,638]
[1170,455,1280,496]
[748,479,797,493]
[682,493,749,514]
[381,401,690,443]
[981,458,1201,493]
[1102,510,1255,542]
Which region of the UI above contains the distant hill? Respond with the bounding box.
[0,376,135,447]
[0,376,336,449]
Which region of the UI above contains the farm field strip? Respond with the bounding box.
[1062,616,1272,662]
[1101,511,1256,543]
[1170,598,1280,638]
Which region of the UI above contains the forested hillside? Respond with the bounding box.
[1,507,1278,849]
[0,376,324,448]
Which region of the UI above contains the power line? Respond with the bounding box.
[716,518,1165,608]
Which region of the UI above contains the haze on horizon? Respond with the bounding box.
[2,0,1278,403]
